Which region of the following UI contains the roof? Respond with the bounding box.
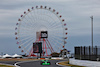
[0,55,2,57]
[2,54,12,58]
[12,54,22,58]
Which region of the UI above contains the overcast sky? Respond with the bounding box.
[0,0,100,55]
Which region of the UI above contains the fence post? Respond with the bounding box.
[84,46,85,55]
[80,46,82,60]
[89,46,90,60]
[95,46,97,58]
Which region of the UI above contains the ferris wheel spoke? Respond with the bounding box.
[22,15,36,28]
[45,19,55,29]
[47,17,59,27]
[19,28,33,32]
[21,19,33,26]
[48,15,62,27]
[50,23,63,30]
[50,36,64,46]
[19,30,32,33]
[20,37,33,47]
[26,14,35,24]
[40,8,44,22]
[49,33,64,37]
[48,31,62,35]
[33,10,40,23]
[49,34,64,39]
[49,40,63,52]
[19,33,33,37]
[41,15,53,28]
[49,20,59,27]
[19,23,33,31]
[20,25,38,32]
[19,27,35,33]
[30,12,35,20]
[24,15,34,25]
[49,36,62,47]
[19,33,34,37]
[54,45,61,52]
[49,14,62,28]
[42,17,53,29]
[48,28,62,31]
[44,17,56,29]
[20,20,30,27]
[22,39,34,51]
[50,22,62,29]
[18,24,32,31]
[49,37,62,52]
[31,12,43,29]
[35,17,53,30]
[16,6,66,55]
[19,31,33,35]
[31,10,39,22]
[25,45,33,54]
[41,18,54,29]
[35,12,56,29]
[18,33,32,37]
[19,32,35,37]
[18,34,32,38]
[29,12,38,27]
[19,36,33,42]
[50,35,64,41]
[21,19,34,27]
[49,32,64,40]
[19,30,34,35]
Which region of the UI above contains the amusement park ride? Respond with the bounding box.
[15,5,68,57]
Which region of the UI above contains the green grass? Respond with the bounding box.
[0,64,14,67]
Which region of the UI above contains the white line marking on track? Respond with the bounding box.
[56,61,70,67]
[14,60,39,67]
[0,63,15,67]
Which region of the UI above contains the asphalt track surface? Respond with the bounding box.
[17,60,65,67]
[0,61,18,65]
[0,60,67,67]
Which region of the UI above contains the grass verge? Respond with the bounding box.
[0,64,14,67]
[58,61,85,67]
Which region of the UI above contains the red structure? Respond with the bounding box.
[29,32,54,57]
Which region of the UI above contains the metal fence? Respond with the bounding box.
[75,46,100,61]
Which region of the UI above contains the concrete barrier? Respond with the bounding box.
[69,58,100,67]
[51,57,63,59]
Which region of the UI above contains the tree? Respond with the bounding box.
[51,52,60,57]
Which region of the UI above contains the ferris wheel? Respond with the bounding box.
[15,5,68,56]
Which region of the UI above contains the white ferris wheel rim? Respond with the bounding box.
[15,5,68,54]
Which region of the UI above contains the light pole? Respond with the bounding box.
[90,16,93,55]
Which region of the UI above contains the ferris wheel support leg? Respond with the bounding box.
[46,39,53,53]
[29,47,33,56]
[46,39,54,52]
[45,40,52,53]
[43,39,45,56]
[44,39,48,56]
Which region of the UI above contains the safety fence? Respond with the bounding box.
[75,46,100,61]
